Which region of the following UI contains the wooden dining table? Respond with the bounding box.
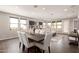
[26,32,45,42]
[24,32,45,53]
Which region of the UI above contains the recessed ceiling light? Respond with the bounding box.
[64,8,68,11]
[42,8,46,10]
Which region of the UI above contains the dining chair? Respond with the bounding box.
[68,36,78,45]
[17,31,35,52]
[17,31,24,52]
[68,37,76,41]
[35,32,53,53]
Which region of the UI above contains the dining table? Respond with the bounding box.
[26,32,45,42]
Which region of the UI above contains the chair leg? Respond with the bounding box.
[27,48,29,53]
[19,42,21,48]
[48,46,50,53]
[43,50,45,53]
[22,44,25,52]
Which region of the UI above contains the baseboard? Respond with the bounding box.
[0,37,18,41]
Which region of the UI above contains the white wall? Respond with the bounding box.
[69,19,74,32]
[62,20,70,33]
[0,12,17,40]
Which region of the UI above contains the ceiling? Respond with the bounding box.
[0,5,78,21]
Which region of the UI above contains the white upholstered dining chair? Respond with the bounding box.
[35,32,53,53]
[17,31,35,52]
[17,31,23,52]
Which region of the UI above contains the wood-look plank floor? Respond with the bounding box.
[0,35,79,53]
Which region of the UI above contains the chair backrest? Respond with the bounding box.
[17,31,23,44]
[20,31,29,48]
[44,32,52,47]
[77,30,79,34]
[68,37,76,40]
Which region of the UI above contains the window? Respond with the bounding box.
[51,22,56,29]
[53,22,56,29]
[10,18,19,30]
[20,19,27,30]
[43,23,46,25]
[48,23,51,26]
[48,23,51,27]
[57,22,62,29]
[43,23,46,28]
[9,17,28,30]
[51,21,62,31]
